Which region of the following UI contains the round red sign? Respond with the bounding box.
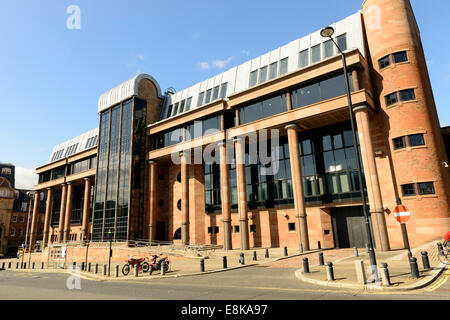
[393,205,412,223]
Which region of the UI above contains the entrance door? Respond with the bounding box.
[331,206,374,248]
[156,222,167,241]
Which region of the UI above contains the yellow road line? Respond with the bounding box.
[425,267,449,292]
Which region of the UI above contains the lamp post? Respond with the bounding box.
[320,26,379,280]
[107,229,114,277]
[22,191,34,268]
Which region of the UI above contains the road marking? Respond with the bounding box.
[425,267,449,292]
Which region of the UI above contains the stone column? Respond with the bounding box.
[42,188,53,248]
[63,182,73,242]
[285,124,310,251]
[148,160,158,242]
[354,105,390,251]
[29,191,40,249]
[81,178,91,241]
[234,136,249,250]
[219,141,232,250]
[58,184,67,243]
[180,152,190,245]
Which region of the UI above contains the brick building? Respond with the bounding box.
[0,163,15,255]
[6,190,45,255]
[30,0,450,254]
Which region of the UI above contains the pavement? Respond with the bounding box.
[295,240,448,291]
[1,241,447,292]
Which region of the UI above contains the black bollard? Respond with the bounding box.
[380,263,392,286]
[88,262,91,272]
[16,262,19,269]
[23,262,26,269]
[239,253,245,265]
[41,262,44,269]
[318,241,321,250]
[319,252,325,266]
[223,256,227,269]
[8,262,11,269]
[326,262,335,281]
[303,258,310,273]
[253,251,257,261]
[421,251,430,270]
[410,257,420,279]
[284,247,288,257]
[73,262,76,269]
[1,262,4,269]
[94,263,98,274]
[81,262,85,271]
[32,262,35,269]
[265,248,269,258]
[200,259,205,272]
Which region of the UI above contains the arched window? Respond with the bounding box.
[173,227,181,240]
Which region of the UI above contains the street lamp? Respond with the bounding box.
[22,191,34,268]
[107,228,114,276]
[320,26,379,280]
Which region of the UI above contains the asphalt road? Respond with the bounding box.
[0,265,449,301]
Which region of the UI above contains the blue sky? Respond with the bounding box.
[1,0,449,188]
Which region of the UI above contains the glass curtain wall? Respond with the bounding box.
[51,190,62,226]
[92,98,141,241]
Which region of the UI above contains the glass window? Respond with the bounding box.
[279,58,288,75]
[213,86,220,101]
[259,66,268,84]
[400,89,415,101]
[294,83,321,108]
[172,102,179,116]
[166,105,173,118]
[269,62,278,80]
[179,100,186,114]
[249,70,258,87]
[324,40,334,58]
[401,184,416,196]
[320,73,349,101]
[418,182,435,195]
[261,94,286,118]
[185,97,192,111]
[409,134,425,147]
[205,89,212,104]
[220,83,228,99]
[393,137,406,150]
[299,49,309,68]
[197,92,205,107]
[337,34,347,51]
[288,223,296,231]
[385,92,398,106]
[393,51,408,63]
[378,55,390,69]
[311,45,321,63]
[202,115,221,135]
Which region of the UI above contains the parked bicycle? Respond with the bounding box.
[122,256,150,275]
[438,231,450,265]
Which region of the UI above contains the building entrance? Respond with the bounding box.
[331,206,374,248]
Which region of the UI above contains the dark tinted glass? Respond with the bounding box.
[378,55,390,69]
[259,66,268,83]
[262,95,285,118]
[249,71,258,87]
[197,92,205,106]
[202,115,221,135]
[295,83,321,108]
[400,89,415,101]
[418,182,435,195]
[401,184,416,196]
[213,86,220,101]
[393,51,408,63]
[279,58,288,75]
[393,136,406,150]
[409,134,425,147]
[324,40,334,58]
[220,83,228,99]
[320,74,348,101]
[385,92,398,106]
[205,89,212,104]
[269,62,278,79]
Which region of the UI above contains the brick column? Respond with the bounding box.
[81,178,91,241]
[63,182,73,242]
[148,160,158,242]
[42,188,53,248]
[58,183,67,243]
[234,136,249,250]
[219,141,232,250]
[285,124,310,251]
[180,152,190,245]
[354,105,390,251]
[29,191,40,249]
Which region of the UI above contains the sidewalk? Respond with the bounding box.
[294,240,448,291]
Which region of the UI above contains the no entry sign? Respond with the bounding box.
[393,205,412,223]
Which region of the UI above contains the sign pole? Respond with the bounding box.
[397,198,412,259]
